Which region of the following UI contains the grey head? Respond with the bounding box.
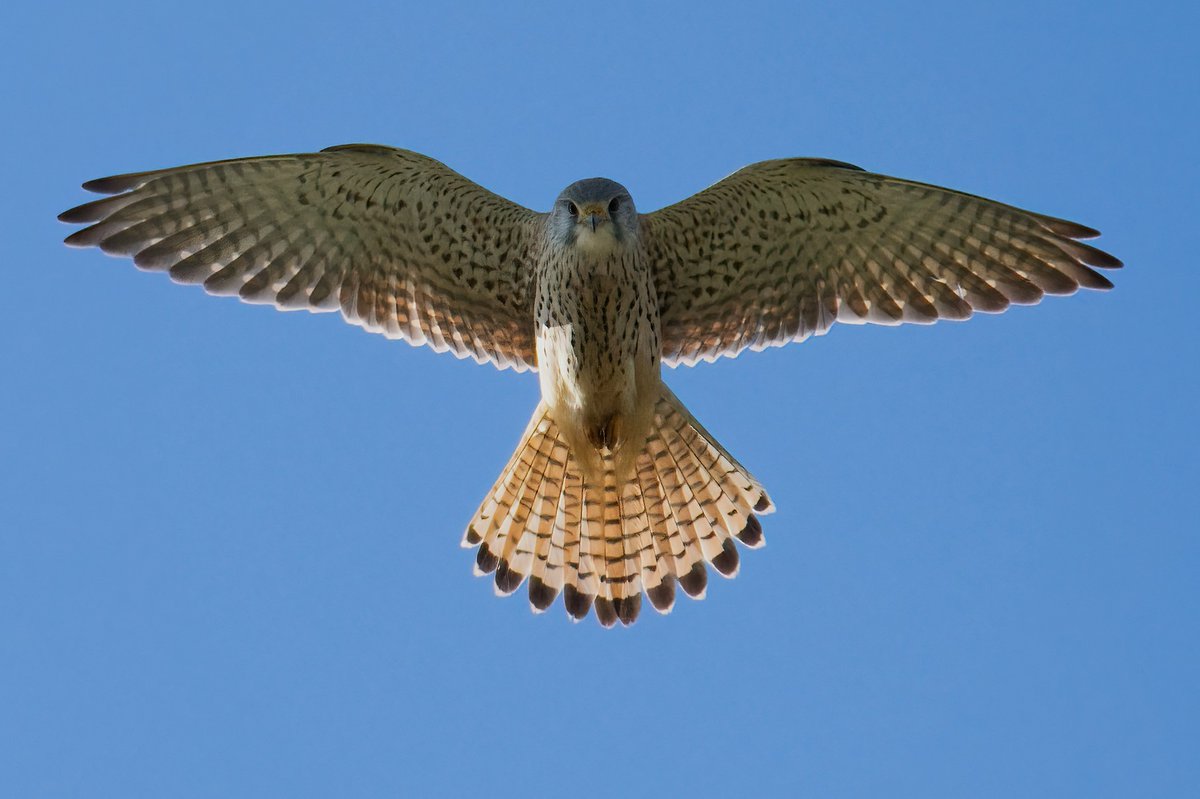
[547,177,639,250]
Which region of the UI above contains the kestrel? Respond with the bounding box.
[59,144,1120,627]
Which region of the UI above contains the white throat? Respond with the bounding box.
[573,225,624,258]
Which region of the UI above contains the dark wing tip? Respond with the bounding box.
[81,172,152,194]
[1080,270,1115,290]
[1031,211,1118,245]
[1074,241,1123,270]
[1044,218,1101,239]
[62,226,102,248]
[58,204,94,224]
[60,192,135,225]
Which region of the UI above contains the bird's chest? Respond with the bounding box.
[534,249,660,414]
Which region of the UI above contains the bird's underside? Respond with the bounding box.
[59,143,1121,626]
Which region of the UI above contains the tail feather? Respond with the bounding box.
[494,433,555,594]
[644,451,709,599]
[528,436,570,611]
[475,412,556,593]
[644,431,712,593]
[464,411,543,550]
[559,468,592,620]
[662,408,749,560]
[635,456,680,612]
[663,425,742,577]
[621,483,660,618]
[600,462,646,627]
[608,489,646,627]
[465,387,773,626]
[582,474,613,625]
[658,425,727,569]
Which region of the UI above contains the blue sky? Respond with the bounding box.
[3,2,1196,796]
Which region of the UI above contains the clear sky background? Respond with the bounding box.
[3,2,1196,797]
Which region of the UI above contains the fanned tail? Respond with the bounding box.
[464,386,773,627]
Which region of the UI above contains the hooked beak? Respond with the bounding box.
[579,203,608,233]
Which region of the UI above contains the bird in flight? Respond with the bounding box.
[59,144,1120,627]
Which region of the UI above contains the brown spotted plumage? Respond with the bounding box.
[59,145,540,371]
[59,145,1121,627]
[645,159,1120,365]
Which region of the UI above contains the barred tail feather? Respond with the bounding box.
[464,387,773,627]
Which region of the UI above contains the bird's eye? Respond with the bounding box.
[566,201,579,217]
[608,197,620,214]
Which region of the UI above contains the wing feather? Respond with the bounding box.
[60,144,543,371]
[645,159,1120,365]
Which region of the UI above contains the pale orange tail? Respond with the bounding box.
[463,386,773,627]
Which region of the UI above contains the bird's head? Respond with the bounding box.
[549,178,638,254]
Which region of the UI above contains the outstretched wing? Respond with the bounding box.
[60,144,543,371]
[643,159,1121,366]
